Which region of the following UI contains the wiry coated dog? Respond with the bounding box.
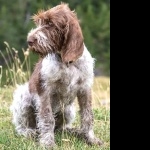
[10,3,102,147]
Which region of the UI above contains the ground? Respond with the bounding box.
[0,76,110,150]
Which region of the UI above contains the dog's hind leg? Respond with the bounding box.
[10,83,37,138]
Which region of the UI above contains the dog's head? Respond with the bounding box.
[27,3,84,63]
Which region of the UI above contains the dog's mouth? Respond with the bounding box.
[29,47,43,57]
[27,44,39,54]
[28,45,36,51]
[28,44,50,57]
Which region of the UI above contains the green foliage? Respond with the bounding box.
[76,1,110,74]
[0,0,110,75]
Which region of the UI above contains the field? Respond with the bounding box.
[0,76,110,150]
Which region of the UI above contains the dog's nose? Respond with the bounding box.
[27,37,37,46]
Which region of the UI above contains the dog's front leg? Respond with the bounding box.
[77,88,103,146]
[37,93,55,147]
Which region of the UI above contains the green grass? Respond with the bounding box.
[0,77,110,150]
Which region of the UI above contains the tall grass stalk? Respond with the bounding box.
[0,42,31,87]
[0,66,2,90]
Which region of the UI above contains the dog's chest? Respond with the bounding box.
[41,55,84,96]
[41,62,82,113]
[44,64,82,93]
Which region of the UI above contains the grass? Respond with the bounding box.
[0,77,110,150]
[0,43,110,149]
[0,42,38,86]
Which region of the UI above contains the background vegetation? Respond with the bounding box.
[0,0,110,76]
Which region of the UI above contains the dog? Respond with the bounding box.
[10,3,102,147]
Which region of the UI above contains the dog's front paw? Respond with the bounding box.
[39,133,56,148]
[86,136,103,146]
[84,130,103,146]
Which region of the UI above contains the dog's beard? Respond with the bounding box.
[29,45,55,58]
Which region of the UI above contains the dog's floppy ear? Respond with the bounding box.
[61,13,84,63]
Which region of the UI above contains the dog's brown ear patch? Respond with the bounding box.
[60,12,84,63]
[61,20,84,63]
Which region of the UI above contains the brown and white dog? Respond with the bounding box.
[10,3,102,147]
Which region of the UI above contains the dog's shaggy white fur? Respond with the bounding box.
[10,3,102,147]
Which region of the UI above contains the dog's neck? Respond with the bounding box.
[43,52,74,67]
[56,52,74,66]
[55,52,62,62]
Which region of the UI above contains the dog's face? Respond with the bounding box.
[27,3,84,63]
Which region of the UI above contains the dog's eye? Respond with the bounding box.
[45,19,52,26]
[48,22,53,26]
[45,19,49,24]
